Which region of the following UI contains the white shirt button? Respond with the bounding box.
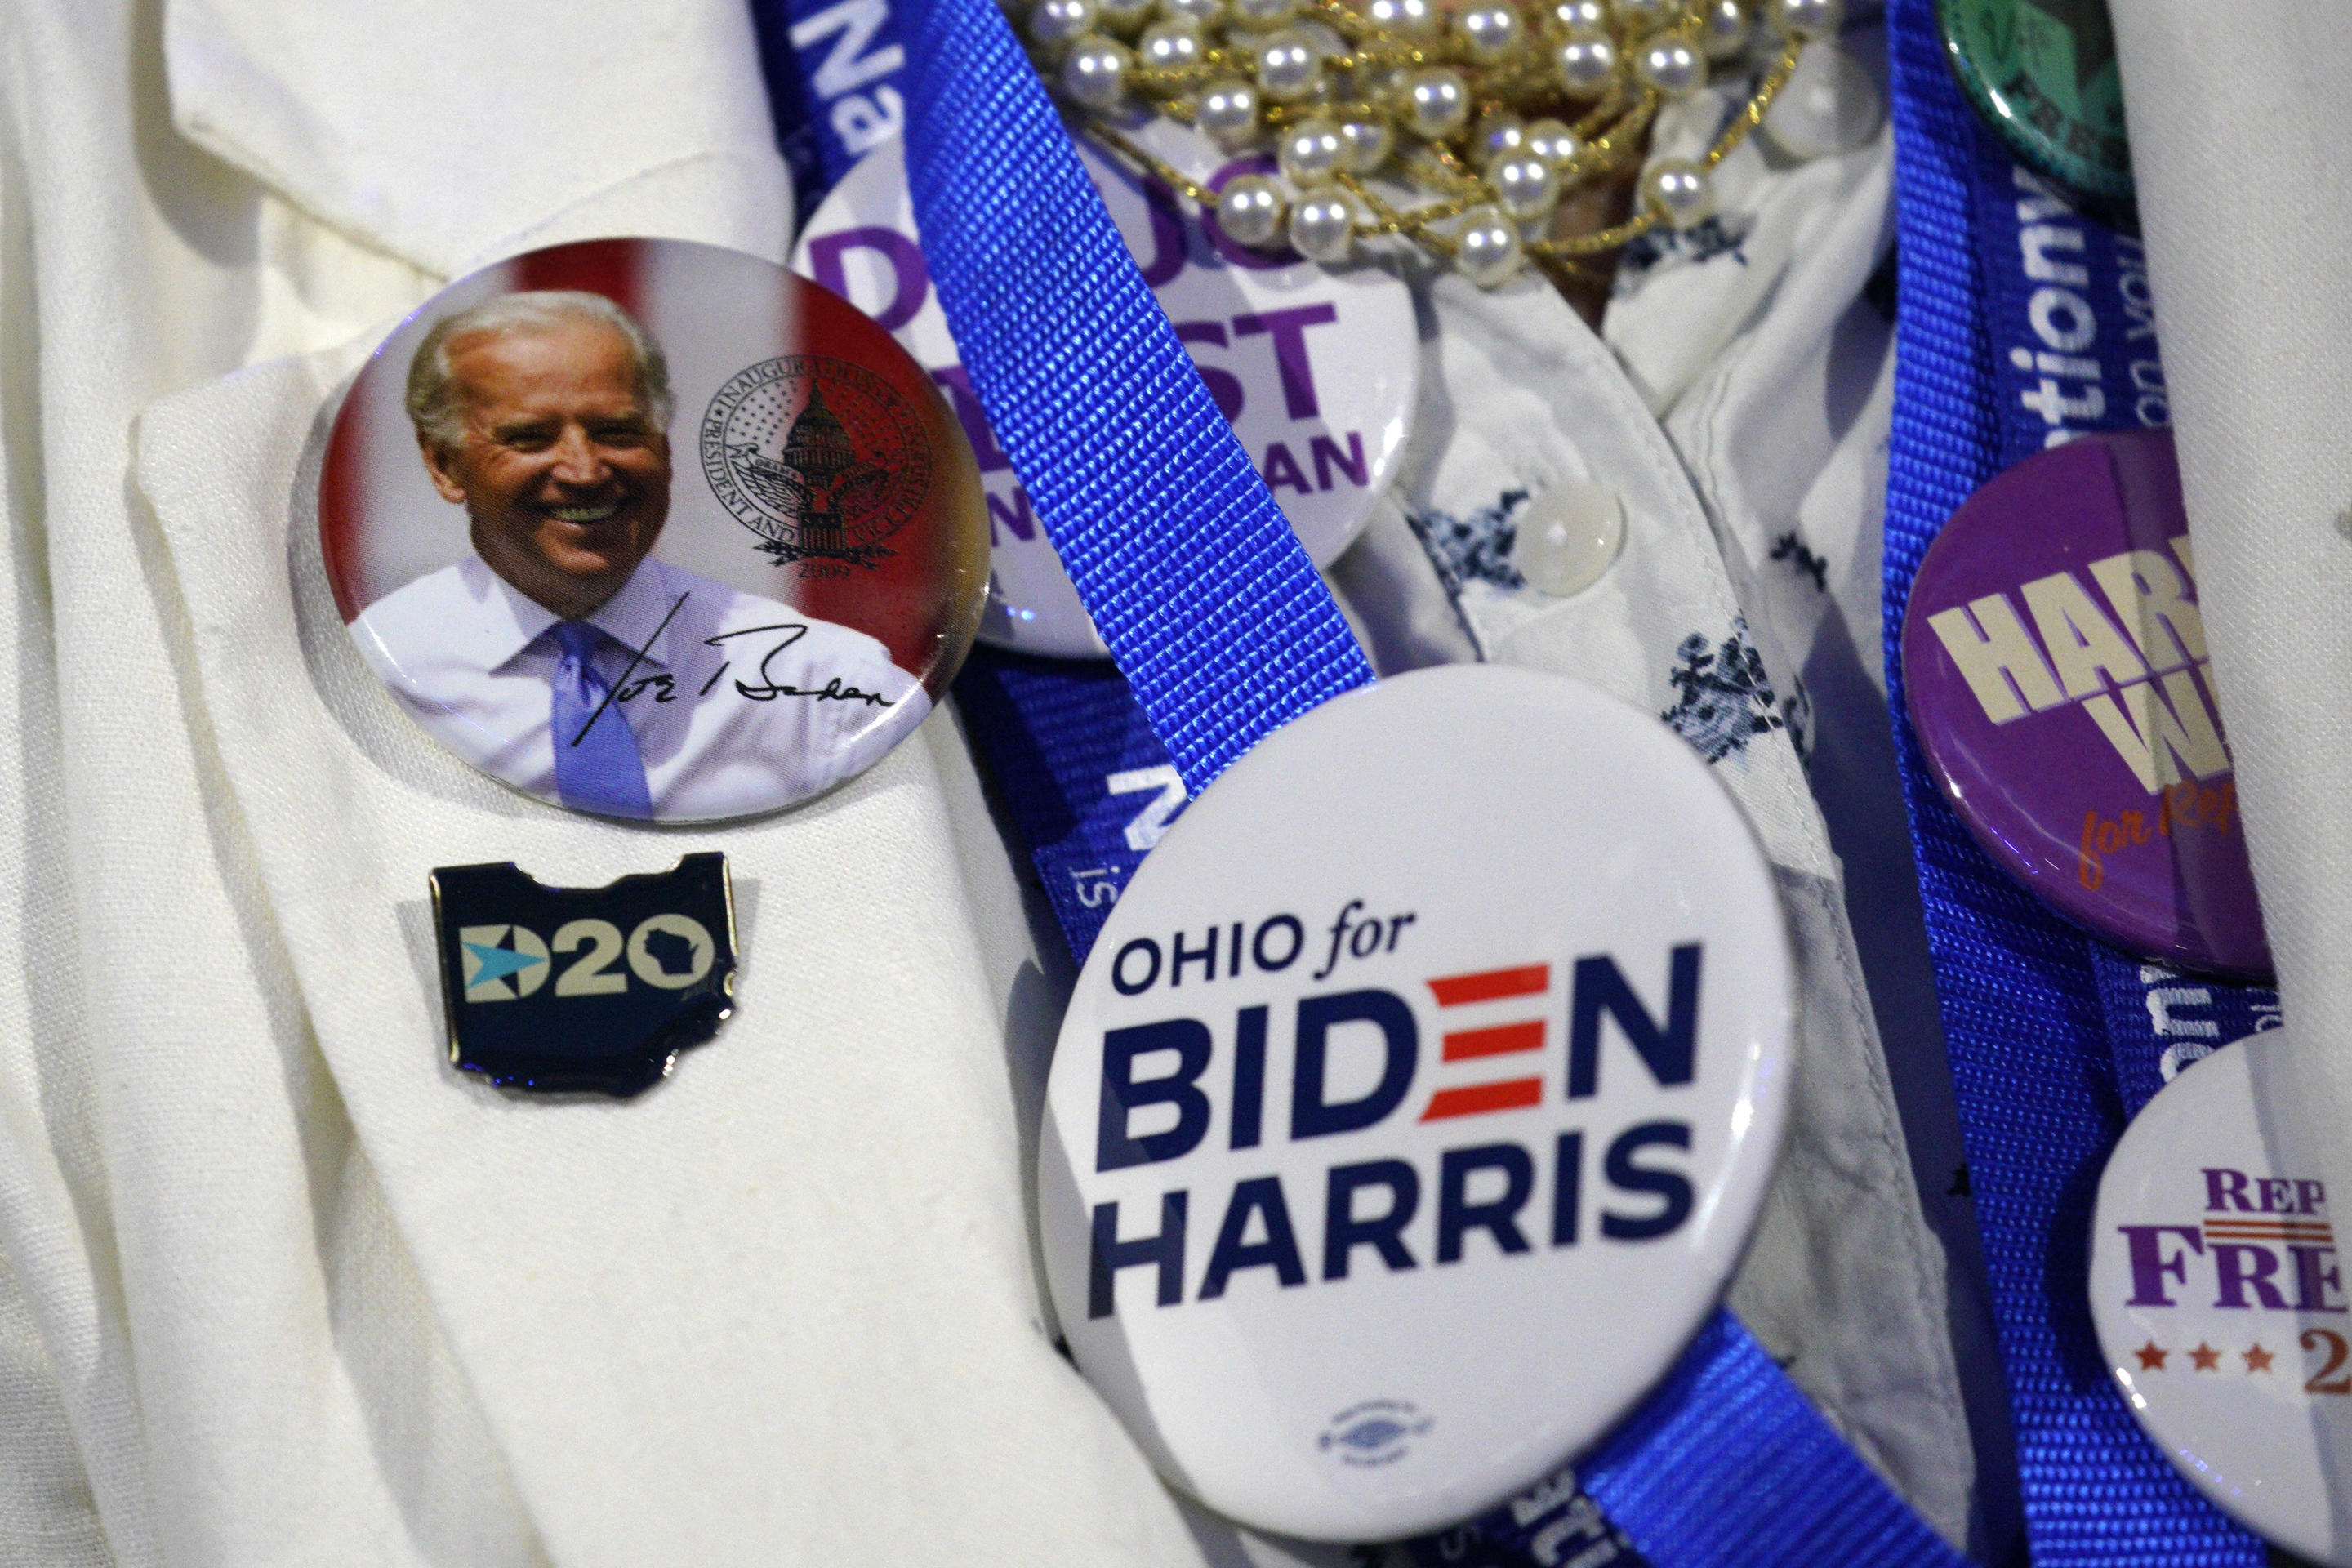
[1514,480,1624,599]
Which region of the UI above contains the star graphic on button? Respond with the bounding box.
[2244,1343,2276,1374]
[463,940,546,986]
[2189,1342,2222,1371]
[2132,1341,2167,1370]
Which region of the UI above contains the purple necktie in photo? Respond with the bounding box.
[550,621,653,820]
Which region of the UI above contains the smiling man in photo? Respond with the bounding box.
[350,291,929,822]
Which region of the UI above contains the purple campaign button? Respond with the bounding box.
[1901,429,2272,979]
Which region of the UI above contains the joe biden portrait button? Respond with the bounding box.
[321,237,987,824]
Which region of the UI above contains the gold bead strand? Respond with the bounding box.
[1045,0,1824,287]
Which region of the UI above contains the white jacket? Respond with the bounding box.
[2108,4,2352,1322]
[0,0,1998,1562]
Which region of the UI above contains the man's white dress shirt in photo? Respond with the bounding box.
[351,553,932,822]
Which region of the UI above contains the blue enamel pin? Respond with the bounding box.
[430,853,737,1095]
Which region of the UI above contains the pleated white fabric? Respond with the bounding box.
[2109,9,2352,1285]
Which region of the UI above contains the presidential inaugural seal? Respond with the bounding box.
[701,354,933,566]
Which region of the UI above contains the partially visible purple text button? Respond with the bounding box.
[1901,428,2272,979]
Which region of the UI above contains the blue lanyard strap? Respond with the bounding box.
[1882,0,2267,1559]
[893,1,1967,1560]
[1577,1311,1962,1565]
[898,0,1370,793]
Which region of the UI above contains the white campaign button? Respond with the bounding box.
[2090,1030,2352,1564]
[791,129,1419,659]
[319,238,983,826]
[1039,665,1793,1540]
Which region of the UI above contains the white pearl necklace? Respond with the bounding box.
[1028,0,1848,287]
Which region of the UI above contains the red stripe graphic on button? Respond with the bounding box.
[1443,1020,1547,1061]
[1422,1079,1545,1120]
[1420,964,1550,1121]
[512,237,645,311]
[2203,1221,2334,1243]
[1427,964,1549,1007]
[322,407,370,623]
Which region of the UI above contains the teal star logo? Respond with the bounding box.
[464,940,545,986]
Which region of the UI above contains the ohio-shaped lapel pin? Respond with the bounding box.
[430,853,737,1095]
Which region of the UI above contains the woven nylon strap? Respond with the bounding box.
[892,2,1971,1561]
[896,0,1371,791]
[1882,0,2265,1559]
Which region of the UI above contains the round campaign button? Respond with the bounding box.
[1900,428,2271,978]
[1936,0,2133,220]
[320,238,986,824]
[791,127,1419,660]
[1038,665,1793,1541]
[2090,1030,2352,1564]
